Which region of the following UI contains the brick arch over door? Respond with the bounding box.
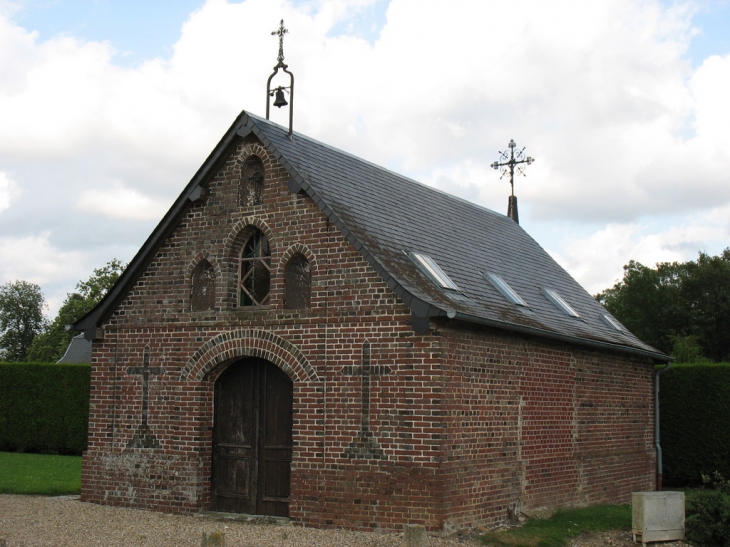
[180,329,319,383]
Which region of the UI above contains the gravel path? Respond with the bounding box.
[0,495,693,547]
[0,495,480,547]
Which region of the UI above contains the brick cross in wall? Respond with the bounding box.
[126,345,165,449]
[361,340,372,434]
[343,340,385,460]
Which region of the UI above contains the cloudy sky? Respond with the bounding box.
[1,0,730,318]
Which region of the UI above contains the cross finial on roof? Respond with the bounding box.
[272,19,289,65]
[491,140,534,224]
[491,139,534,197]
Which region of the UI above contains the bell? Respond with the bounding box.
[273,88,288,108]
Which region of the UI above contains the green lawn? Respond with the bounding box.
[0,451,81,495]
[480,504,632,547]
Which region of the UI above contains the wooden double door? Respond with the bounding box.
[212,358,293,517]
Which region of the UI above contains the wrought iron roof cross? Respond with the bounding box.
[266,19,295,136]
[491,139,534,197]
[491,139,534,224]
[272,19,288,65]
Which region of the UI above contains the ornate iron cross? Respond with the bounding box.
[272,19,288,65]
[491,139,534,196]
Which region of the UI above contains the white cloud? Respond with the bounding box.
[550,206,730,294]
[690,53,730,146]
[76,181,170,221]
[0,32,113,157]
[0,231,85,285]
[0,171,20,213]
[0,230,138,318]
[1,0,730,317]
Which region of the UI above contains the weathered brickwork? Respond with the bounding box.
[82,133,656,531]
[438,326,655,530]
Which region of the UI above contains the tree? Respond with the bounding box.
[26,259,125,362]
[596,260,677,354]
[75,258,126,303]
[0,280,48,361]
[676,250,730,362]
[597,249,730,362]
[25,293,87,362]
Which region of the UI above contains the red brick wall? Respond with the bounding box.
[439,326,656,530]
[81,134,656,531]
[82,134,445,529]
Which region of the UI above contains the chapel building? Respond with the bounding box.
[75,110,668,531]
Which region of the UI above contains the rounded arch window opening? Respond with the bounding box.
[284,253,311,309]
[191,259,216,311]
[239,229,271,306]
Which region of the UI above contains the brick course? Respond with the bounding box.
[82,134,656,531]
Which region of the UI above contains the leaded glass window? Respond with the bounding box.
[238,230,270,306]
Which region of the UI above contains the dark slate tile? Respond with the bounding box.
[244,112,665,359]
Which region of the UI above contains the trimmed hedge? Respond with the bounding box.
[661,363,730,486]
[0,363,90,455]
[2,360,725,477]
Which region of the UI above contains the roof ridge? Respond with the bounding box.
[245,112,508,222]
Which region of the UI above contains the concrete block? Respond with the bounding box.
[403,524,429,546]
[632,491,685,545]
[201,531,225,547]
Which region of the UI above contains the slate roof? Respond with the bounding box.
[57,333,92,364]
[75,110,669,362]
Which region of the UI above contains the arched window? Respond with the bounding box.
[239,230,271,306]
[284,253,311,309]
[191,259,216,311]
[239,155,264,206]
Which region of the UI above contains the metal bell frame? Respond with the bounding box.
[266,20,294,136]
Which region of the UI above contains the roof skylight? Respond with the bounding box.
[542,288,580,318]
[601,313,626,333]
[601,313,625,332]
[410,252,460,291]
[485,273,527,307]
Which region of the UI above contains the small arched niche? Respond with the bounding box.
[284,253,311,309]
[239,155,265,207]
[191,259,216,311]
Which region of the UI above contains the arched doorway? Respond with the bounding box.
[212,358,293,516]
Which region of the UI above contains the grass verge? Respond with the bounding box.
[0,451,81,495]
[480,504,632,547]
